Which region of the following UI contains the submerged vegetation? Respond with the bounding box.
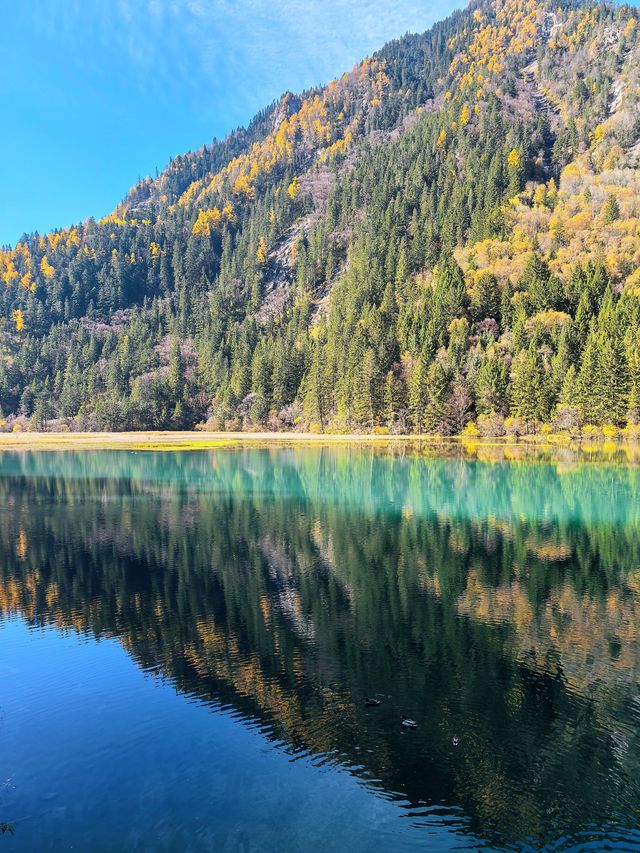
[2,0,640,434]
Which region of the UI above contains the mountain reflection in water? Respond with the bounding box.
[1,446,640,850]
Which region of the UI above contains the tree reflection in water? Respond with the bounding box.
[1,446,640,848]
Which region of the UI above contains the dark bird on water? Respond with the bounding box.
[364,697,381,707]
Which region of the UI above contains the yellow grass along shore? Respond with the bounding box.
[0,431,638,461]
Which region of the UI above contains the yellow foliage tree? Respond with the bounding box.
[256,236,267,266]
[12,309,25,332]
[232,174,254,198]
[287,176,300,200]
[593,124,606,142]
[221,203,236,223]
[507,148,521,170]
[39,256,55,278]
[532,184,548,207]
[192,207,222,237]
[0,251,18,285]
[20,272,35,292]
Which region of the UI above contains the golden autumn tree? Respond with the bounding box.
[256,236,267,266]
[39,256,55,278]
[12,309,25,332]
[287,176,300,200]
[507,148,521,170]
[192,208,221,237]
[232,174,255,198]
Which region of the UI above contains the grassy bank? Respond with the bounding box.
[0,431,443,451]
[0,430,638,461]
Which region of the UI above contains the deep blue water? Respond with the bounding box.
[1,447,640,851]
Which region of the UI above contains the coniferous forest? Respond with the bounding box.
[2,0,640,435]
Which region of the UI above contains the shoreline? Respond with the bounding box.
[0,430,456,450]
[0,430,638,454]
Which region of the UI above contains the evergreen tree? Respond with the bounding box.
[424,358,451,433]
[509,344,549,431]
[476,356,509,415]
[603,193,620,225]
[168,337,186,399]
[408,355,428,434]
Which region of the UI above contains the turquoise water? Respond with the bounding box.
[1,447,640,851]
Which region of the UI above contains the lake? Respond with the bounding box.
[1,445,640,851]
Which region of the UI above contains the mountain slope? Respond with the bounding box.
[2,0,640,434]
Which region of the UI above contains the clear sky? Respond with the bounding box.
[0,0,462,246]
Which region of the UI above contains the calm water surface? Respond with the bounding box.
[1,447,640,851]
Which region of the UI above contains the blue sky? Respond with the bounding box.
[0,0,461,246]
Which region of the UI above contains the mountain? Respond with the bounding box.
[2,0,640,435]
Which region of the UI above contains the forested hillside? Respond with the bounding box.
[2,0,640,434]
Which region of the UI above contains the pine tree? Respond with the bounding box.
[408,354,428,434]
[60,353,82,416]
[550,328,571,403]
[168,337,185,399]
[304,340,330,430]
[250,341,272,423]
[603,193,620,224]
[559,364,578,406]
[31,389,52,431]
[626,340,640,425]
[351,347,379,429]
[509,344,549,431]
[597,334,629,426]
[271,337,290,411]
[512,309,528,351]
[471,272,500,322]
[518,254,562,313]
[500,281,514,332]
[575,325,600,424]
[424,358,450,433]
[383,370,403,432]
[476,356,509,415]
[572,291,592,356]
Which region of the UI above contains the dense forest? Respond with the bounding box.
[2,0,640,434]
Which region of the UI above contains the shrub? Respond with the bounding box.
[552,404,582,434]
[622,422,640,440]
[504,416,524,436]
[583,424,601,438]
[477,412,506,436]
[462,421,481,437]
